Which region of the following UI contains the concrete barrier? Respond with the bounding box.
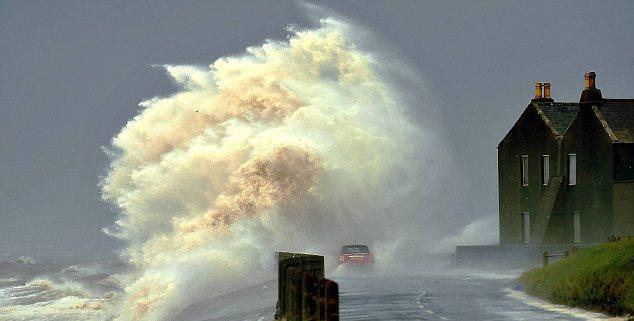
[542,251,569,267]
[454,244,594,269]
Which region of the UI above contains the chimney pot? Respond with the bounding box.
[588,71,596,89]
[580,71,602,103]
[584,71,596,89]
[534,82,543,99]
[543,82,551,99]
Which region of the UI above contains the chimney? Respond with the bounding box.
[584,72,596,89]
[543,82,551,99]
[532,82,553,102]
[580,71,602,104]
[534,82,543,99]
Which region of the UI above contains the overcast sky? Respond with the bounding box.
[1,0,633,257]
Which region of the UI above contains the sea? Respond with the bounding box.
[0,255,126,321]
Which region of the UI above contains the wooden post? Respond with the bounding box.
[543,251,549,267]
[302,273,319,321]
[286,267,301,321]
[277,252,325,320]
[326,280,339,321]
[318,279,339,321]
[276,253,335,321]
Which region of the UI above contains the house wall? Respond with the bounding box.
[562,106,613,244]
[612,144,634,236]
[541,187,568,244]
[498,105,561,245]
[613,182,634,236]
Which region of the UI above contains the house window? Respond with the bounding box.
[573,211,581,243]
[568,153,577,185]
[522,212,530,244]
[521,155,529,186]
[613,144,634,182]
[542,155,550,185]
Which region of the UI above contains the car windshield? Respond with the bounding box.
[341,245,370,254]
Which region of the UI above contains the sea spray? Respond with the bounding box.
[101,17,451,321]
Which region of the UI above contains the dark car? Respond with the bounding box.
[338,244,373,265]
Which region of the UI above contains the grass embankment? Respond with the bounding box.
[518,239,634,317]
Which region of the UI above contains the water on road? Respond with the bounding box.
[175,271,618,321]
[337,273,615,321]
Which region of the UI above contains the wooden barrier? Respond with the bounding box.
[275,252,338,321]
[317,279,338,321]
[302,273,319,321]
[286,267,301,321]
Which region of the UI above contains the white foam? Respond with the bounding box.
[506,288,627,321]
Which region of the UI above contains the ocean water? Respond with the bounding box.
[0,256,127,321]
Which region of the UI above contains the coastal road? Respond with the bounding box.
[175,272,617,321]
[336,273,615,321]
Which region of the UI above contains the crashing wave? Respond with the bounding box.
[100,13,450,321]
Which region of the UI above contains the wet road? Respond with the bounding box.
[336,273,614,321]
[175,272,617,321]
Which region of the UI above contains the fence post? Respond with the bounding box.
[302,273,319,321]
[542,251,549,267]
[276,253,336,321]
[286,267,301,321]
[318,279,339,321]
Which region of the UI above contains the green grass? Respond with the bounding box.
[518,239,634,317]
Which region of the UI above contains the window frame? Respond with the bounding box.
[521,155,529,187]
[541,154,550,185]
[568,153,577,186]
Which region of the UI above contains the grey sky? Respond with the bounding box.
[1,0,633,257]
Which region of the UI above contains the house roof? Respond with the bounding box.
[500,98,634,147]
[533,102,579,136]
[598,99,634,143]
[498,102,578,147]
